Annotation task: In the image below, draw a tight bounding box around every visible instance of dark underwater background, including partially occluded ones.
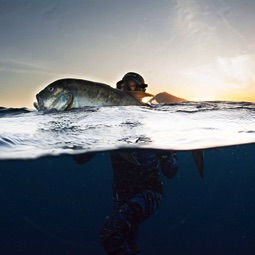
[0,144,255,255]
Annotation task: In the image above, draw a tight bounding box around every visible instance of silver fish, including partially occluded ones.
[34,78,152,111]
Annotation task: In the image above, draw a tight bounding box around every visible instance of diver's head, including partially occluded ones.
[116,72,148,92]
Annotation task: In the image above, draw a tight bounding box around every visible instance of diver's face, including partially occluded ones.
[127,81,137,91]
[118,80,144,91]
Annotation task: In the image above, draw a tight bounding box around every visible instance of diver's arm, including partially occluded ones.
[158,151,179,179]
[72,152,96,165]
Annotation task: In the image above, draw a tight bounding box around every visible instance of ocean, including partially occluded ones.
[0,102,255,254]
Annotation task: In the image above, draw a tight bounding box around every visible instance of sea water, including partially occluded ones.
[1,101,255,159]
[0,102,255,254]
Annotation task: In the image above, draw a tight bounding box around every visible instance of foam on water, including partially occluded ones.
[0,102,255,160]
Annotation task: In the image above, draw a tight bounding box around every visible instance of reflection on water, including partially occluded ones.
[0,102,255,160]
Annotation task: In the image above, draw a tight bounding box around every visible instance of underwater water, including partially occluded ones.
[0,102,255,255]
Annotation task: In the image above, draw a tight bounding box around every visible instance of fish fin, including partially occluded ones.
[33,102,39,110]
[126,91,154,104]
[53,93,73,111]
[192,150,204,179]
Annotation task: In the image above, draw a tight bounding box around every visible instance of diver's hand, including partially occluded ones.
[159,152,179,179]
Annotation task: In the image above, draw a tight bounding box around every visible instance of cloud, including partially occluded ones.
[173,0,219,49]
[179,54,255,95]
[0,57,64,76]
[217,55,255,84]
[216,3,255,50]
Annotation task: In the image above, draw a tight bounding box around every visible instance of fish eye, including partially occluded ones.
[47,87,54,92]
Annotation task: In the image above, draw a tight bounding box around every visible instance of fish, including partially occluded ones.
[34,78,204,178]
[34,78,153,111]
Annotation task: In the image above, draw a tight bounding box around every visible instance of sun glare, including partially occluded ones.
[172,54,255,102]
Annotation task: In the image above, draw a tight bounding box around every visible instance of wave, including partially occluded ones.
[0,101,255,160]
[0,106,33,118]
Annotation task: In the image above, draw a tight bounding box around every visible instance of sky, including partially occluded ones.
[0,0,255,108]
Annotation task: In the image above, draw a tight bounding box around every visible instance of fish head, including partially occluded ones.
[34,83,73,111]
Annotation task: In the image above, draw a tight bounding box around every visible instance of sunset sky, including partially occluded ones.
[0,0,255,108]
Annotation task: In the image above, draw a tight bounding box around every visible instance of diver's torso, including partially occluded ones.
[110,150,163,196]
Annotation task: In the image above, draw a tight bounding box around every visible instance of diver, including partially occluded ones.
[73,72,179,255]
[116,72,148,92]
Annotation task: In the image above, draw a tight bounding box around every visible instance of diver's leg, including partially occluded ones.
[125,191,162,254]
[100,191,161,255]
[126,226,139,255]
[100,214,130,255]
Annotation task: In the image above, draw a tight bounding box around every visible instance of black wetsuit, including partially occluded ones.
[100,150,179,255]
[73,149,178,255]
